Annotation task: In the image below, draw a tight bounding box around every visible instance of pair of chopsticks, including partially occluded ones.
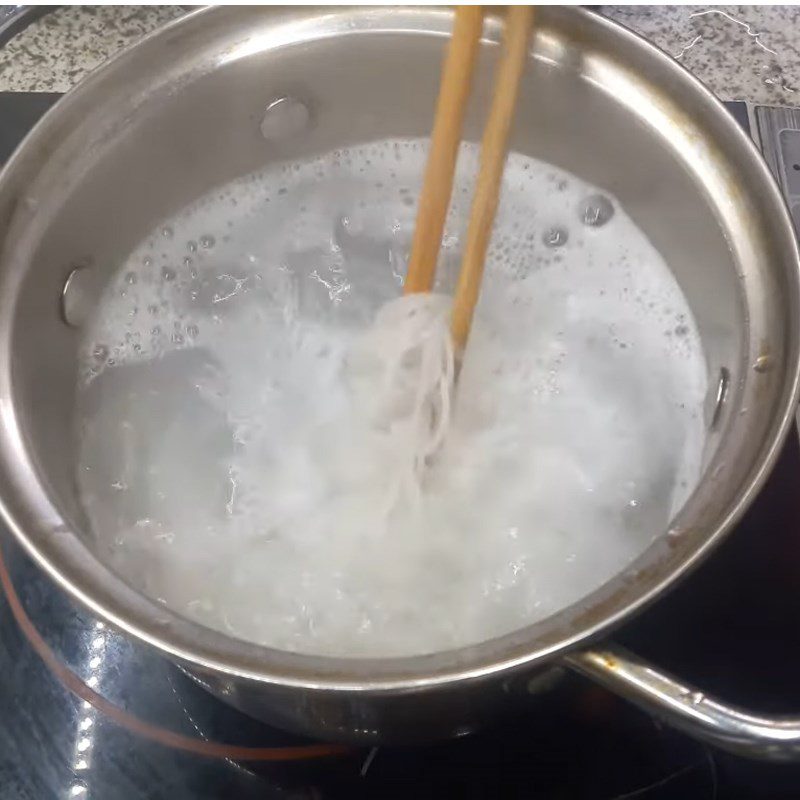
[404,6,535,353]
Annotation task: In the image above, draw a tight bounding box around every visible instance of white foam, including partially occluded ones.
[76,139,708,657]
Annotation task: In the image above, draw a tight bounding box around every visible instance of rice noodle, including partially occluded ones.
[344,293,454,515]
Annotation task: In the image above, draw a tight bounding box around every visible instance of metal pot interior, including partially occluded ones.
[0,6,796,687]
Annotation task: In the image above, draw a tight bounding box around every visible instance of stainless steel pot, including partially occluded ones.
[0,6,799,757]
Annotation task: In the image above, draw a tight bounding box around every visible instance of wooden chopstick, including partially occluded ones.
[404,5,484,295]
[450,6,534,352]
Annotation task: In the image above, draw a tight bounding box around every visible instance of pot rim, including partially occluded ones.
[0,5,797,693]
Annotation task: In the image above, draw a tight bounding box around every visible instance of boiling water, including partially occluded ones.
[76,140,708,657]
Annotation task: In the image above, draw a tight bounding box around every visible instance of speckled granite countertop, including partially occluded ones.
[0,5,188,91]
[0,5,798,107]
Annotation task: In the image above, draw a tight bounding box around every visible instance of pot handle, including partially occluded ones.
[566,645,800,761]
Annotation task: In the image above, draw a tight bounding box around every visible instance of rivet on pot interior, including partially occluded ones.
[260,96,311,142]
[708,367,729,430]
[753,354,773,373]
[61,265,94,328]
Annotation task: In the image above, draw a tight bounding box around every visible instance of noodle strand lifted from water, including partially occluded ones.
[345,293,455,516]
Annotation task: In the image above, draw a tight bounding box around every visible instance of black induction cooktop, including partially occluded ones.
[1,91,800,800]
